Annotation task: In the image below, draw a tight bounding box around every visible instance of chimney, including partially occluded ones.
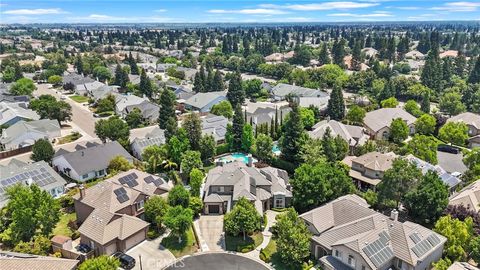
[390,209,399,222]
[247,154,253,167]
[79,185,86,199]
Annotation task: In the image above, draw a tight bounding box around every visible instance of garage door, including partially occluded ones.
[105,242,118,256]
[208,204,220,214]
[125,230,146,251]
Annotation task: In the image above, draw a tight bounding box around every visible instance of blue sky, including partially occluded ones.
[1,1,479,24]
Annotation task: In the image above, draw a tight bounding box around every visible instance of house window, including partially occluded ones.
[97,169,105,176]
[397,259,403,269]
[219,186,225,192]
[275,198,284,208]
[334,250,342,259]
[361,265,366,270]
[137,200,145,210]
[82,174,89,180]
[348,255,355,267]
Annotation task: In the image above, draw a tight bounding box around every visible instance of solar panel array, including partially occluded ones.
[143,175,164,187]
[118,172,139,188]
[114,187,129,203]
[409,232,422,244]
[411,234,442,258]
[137,136,164,148]
[0,166,57,195]
[362,231,394,267]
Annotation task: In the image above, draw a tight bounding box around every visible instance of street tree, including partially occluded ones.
[438,122,469,146]
[163,206,193,243]
[224,197,262,241]
[31,139,55,163]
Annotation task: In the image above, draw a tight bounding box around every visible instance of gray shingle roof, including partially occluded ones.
[201,115,228,142]
[0,119,60,145]
[271,83,328,98]
[0,160,66,208]
[54,141,133,176]
[0,102,40,126]
[447,112,480,130]
[184,91,226,110]
[0,251,78,270]
[364,108,416,133]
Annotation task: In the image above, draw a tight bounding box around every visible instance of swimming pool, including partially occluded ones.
[215,153,257,164]
[272,143,281,155]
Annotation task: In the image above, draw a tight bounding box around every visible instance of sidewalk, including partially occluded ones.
[245,210,279,259]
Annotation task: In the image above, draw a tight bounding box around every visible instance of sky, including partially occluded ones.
[0,0,479,24]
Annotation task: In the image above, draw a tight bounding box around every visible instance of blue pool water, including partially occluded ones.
[272,143,281,155]
[216,153,257,164]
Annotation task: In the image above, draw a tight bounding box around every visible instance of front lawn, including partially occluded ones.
[53,212,76,237]
[161,226,198,258]
[57,132,82,144]
[225,231,263,253]
[70,95,89,103]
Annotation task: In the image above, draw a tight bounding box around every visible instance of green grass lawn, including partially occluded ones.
[70,95,89,103]
[57,132,82,144]
[53,212,76,237]
[225,231,263,253]
[161,227,198,258]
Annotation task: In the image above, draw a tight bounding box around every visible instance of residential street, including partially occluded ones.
[34,84,98,138]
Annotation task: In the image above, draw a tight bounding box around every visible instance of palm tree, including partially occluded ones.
[163,160,178,171]
[142,145,167,174]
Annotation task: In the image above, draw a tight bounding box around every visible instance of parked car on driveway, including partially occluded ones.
[112,252,136,270]
[438,144,461,154]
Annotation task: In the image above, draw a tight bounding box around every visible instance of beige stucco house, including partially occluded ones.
[363,108,417,140]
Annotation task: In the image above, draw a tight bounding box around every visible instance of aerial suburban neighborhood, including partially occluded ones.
[1,1,480,270]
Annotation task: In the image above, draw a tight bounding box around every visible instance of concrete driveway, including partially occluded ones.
[126,237,176,270]
[196,215,225,251]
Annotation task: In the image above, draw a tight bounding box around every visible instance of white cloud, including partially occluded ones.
[282,2,379,11]
[208,8,288,15]
[154,9,167,13]
[396,7,420,10]
[88,14,116,19]
[431,2,480,12]
[328,11,393,17]
[3,8,67,15]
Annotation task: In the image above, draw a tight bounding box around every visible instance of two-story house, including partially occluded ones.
[446,112,480,148]
[202,161,291,215]
[300,195,446,270]
[74,169,171,255]
[343,152,396,190]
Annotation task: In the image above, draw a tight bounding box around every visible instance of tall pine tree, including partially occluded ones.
[327,84,345,120]
[421,46,442,93]
[227,71,245,108]
[231,105,244,151]
[318,42,331,66]
[158,89,176,130]
[139,69,153,98]
[468,57,480,84]
[280,102,305,164]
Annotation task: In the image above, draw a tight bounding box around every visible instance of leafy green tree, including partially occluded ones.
[139,69,153,98]
[439,92,466,116]
[94,116,130,143]
[438,122,469,146]
[128,52,139,75]
[377,158,422,208]
[189,196,203,217]
[381,97,399,108]
[1,184,60,246]
[273,208,311,268]
[168,185,190,208]
[226,71,244,108]
[243,79,263,98]
[182,113,202,150]
[432,258,452,270]
[189,168,204,197]
[211,100,233,119]
[241,124,255,153]
[291,160,354,212]
[421,91,431,113]
[13,235,51,256]
[142,145,168,173]
[144,196,169,230]
[255,134,273,163]
[346,105,366,125]
[30,95,72,123]
[290,45,312,66]
[158,89,177,130]
[95,94,115,113]
[404,171,449,224]
[224,197,262,241]
[299,107,315,130]
[199,135,216,162]
[164,206,193,243]
[415,114,436,135]
[404,100,423,118]
[180,150,203,177]
[167,128,190,164]
[463,148,480,183]
[31,139,55,163]
[2,66,16,83]
[108,156,133,172]
[125,108,143,128]
[231,105,244,151]
[79,256,120,270]
[407,135,439,164]
[47,75,62,86]
[92,66,112,82]
[280,103,306,164]
[389,118,409,143]
[10,78,36,96]
[326,84,345,120]
[434,215,473,261]
[470,236,480,264]
[331,39,346,68]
